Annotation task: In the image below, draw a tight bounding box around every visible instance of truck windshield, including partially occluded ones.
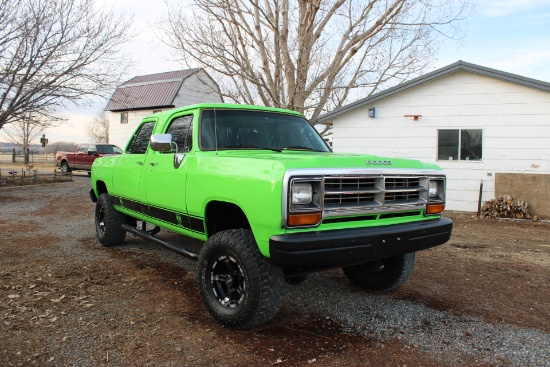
[96,145,123,154]
[200,109,330,152]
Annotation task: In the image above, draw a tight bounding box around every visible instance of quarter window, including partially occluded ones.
[438,129,482,161]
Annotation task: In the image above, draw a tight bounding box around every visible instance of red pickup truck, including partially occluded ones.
[56,143,122,174]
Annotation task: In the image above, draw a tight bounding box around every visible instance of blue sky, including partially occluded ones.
[44,0,550,143]
[435,0,550,81]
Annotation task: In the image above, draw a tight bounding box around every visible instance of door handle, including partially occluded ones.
[150,162,158,166]
[136,162,143,166]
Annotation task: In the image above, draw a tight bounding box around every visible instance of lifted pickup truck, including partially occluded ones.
[90,104,452,328]
[56,143,122,173]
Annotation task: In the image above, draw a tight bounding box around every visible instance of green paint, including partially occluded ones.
[91,103,446,258]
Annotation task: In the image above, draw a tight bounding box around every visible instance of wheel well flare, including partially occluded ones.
[205,201,250,237]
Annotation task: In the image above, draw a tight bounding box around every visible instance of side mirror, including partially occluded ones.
[150,134,173,152]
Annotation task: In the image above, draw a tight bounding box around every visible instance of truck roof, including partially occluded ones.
[147,103,305,120]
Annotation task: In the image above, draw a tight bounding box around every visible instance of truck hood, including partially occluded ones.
[211,150,441,171]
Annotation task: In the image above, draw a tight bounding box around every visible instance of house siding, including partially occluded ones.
[107,70,223,148]
[173,71,223,106]
[331,71,550,213]
[108,110,152,149]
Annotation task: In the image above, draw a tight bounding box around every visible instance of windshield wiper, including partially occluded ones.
[282,146,323,152]
[224,145,282,152]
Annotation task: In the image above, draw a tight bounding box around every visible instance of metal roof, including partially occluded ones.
[120,69,199,86]
[105,69,201,111]
[316,60,550,124]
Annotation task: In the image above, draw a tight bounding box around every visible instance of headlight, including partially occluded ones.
[429,181,439,198]
[292,183,313,204]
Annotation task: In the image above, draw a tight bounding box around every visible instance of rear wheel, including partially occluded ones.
[342,253,416,292]
[95,193,126,246]
[197,229,284,329]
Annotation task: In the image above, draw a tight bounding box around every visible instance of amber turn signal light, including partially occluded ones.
[288,213,322,226]
[426,203,445,214]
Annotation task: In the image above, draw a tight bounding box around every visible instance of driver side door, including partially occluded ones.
[141,114,198,231]
[110,120,156,211]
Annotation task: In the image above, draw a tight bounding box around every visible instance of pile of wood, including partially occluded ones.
[481,195,531,219]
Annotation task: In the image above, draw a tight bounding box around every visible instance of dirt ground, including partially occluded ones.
[0,180,548,366]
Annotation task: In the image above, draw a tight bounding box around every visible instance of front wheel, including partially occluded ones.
[61,161,71,173]
[342,252,416,292]
[197,229,284,329]
[95,193,126,246]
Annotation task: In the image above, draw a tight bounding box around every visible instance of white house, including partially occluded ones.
[317,61,550,217]
[105,69,223,147]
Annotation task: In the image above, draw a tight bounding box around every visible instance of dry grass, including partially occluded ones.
[0,160,75,186]
[0,170,72,186]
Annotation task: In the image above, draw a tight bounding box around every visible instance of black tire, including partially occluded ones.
[95,193,126,246]
[197,229,284,329]
[342,252,416,292]
[61,161,71,173]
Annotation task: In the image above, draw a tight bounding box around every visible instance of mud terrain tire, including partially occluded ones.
[95,193,126,246]
[197,229,284,329]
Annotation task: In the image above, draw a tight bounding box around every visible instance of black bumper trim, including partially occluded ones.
[269,217,453,269]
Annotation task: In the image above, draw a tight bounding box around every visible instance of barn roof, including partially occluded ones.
[316,60,550,124]
[105,69,201,111]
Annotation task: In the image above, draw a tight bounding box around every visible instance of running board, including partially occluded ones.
[122,224,199,261]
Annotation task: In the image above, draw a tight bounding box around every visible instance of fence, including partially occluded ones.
[0,168,72,186]
[0,152,56,164]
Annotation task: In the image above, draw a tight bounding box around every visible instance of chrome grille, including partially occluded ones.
[323,175,427,211]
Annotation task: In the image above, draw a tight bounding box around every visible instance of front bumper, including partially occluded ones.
[269,217,453,269]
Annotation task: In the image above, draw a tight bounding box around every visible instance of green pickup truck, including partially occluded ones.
[90,103,453,328]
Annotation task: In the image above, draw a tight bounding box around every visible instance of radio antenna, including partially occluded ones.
[214,103,218,156]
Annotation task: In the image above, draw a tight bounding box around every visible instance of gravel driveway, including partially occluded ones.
[1,181,549,366]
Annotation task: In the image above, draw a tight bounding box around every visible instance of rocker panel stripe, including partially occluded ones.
[110,195,205,234]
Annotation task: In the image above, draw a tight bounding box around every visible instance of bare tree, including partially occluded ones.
[0,0,134,131]
[0,113,52,163]
[86,111,110,143]
[44,141,78,154]
[160,0,472,123]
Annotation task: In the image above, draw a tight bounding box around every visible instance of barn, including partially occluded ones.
[105,69,223,148]
[317,61,550,217]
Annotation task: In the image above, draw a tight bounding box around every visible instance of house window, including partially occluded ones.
[121,112,128,124]
[438,129,482,161]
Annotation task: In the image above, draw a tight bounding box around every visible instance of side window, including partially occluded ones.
[127,121,155,154]
[77,145,88,153]
[166,115,193,153]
